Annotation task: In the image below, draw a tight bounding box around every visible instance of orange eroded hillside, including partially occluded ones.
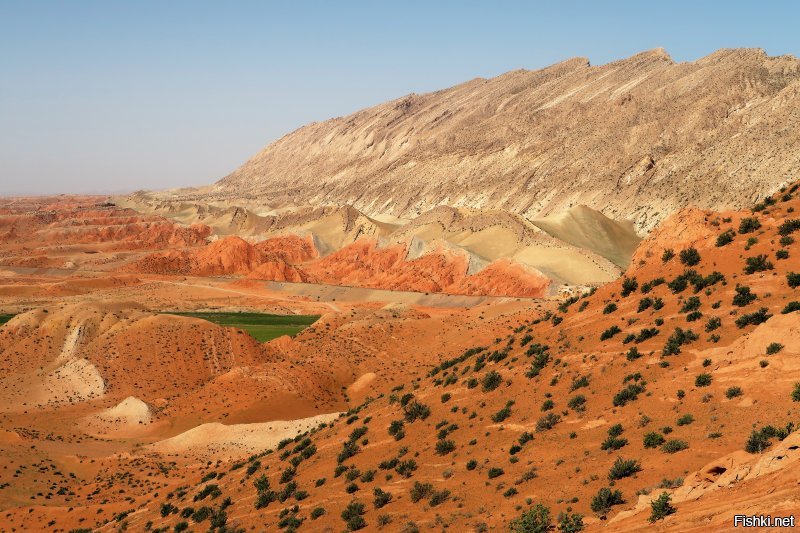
[2,183,798,531]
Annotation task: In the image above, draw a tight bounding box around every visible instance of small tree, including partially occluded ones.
[649,491,676,522]
[510,504,551,533]
[679,247,701,266]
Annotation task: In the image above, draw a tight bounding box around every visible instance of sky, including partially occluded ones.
[1,1,798,195]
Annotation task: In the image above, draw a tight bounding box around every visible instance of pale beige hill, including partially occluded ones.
[207,48,800,232]
[390,205,623,284]
[531,204,641,267]
[146,413,340,459]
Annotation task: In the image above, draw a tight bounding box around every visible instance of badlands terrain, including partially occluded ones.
[0,48,799,532]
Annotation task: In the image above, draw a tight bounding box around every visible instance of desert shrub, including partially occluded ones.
[373,488,392,509]
[626,347,641,361]
[686,311,702,322]
[590,487,624,516]
[725,386,743,399]
[429,489,450,506]
[735,308,772,328]
[567,395,586,412]
[745,430,770,453]
[766,342,784,355]
[695,373,712,387]
[732,286,757,307]
[635,328,659,343]
[341,501,367,531]
[536,413,561,431]
[637,297,653,312]
[435,439,456,455]
[570,375,590,391]
[662,327,699,355]
[661,249,675,262]
[792,383,800,402]
[676,414,694,426]
[621,277,638,297]
[466,459,477,471]
[788,272,800,288]
[492,400,514,422]
[716,229,735,246]
[679,247,701,266]
[705,317,721,332]
[601,435,628,451]
[778,219,800,236]
[403,400,431,423]
[738,217,761,234]
[653,296,665,309]
[782,301,800,314]
[557,512,585,533]
[510,504,551,533]
[487,467,505,479]
[777,249,789,260]
[394,459,417,478]
[310,507,325,519]
[600,325,622,341]
[649,492,676,522]
[481,371,503,392]
[643,432,666,449]
[541,399,554,411]
[603,303,618,314]
[743,255,773,274]
[409,482,433,503]
[680,296,701,313]
[613,383,646,407]
[661,440,689,453]
[608,457,641,480]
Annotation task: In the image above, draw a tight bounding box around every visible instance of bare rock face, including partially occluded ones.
[211,48,800,233]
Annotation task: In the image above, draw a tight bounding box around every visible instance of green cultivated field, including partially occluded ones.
[0,314,14,325]
[166,311,320,342]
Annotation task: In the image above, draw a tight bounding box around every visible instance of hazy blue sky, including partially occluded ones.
[1,1,798,195]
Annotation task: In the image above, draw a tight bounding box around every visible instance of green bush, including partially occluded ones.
[661,440,689,453]
[310,507,325,519]
[590,487,624,516]
[679,247,701,266]
[487,467,505,479]
[603,303,618,314]
[680,296,701,313]
[732,286,757,307]
[409,482,433,503]
[766,342,784,355]
[792,383,800,402]
[695,373,712,387]
[743,255,773,274]
[716,229,735,246]
[557,512,585,533]
[705,317,721,332]
[481,371,503,392]
[608,457,641,480]
[510,504,551,533]
[621,277,638,297]
[788,272,800,288]
[435,439,456,455]
[649,492,676,522]
[662,249,675,262]
[567,395,586,412]
[643,432,666,448]
[738,217,761,234]
[783,301,800,314]
[341,500,367,531]
[613,382,646,407]
[725,386,743,399]
[536,413,561,431]
[600,325,622,341]
[676,414,694,426]
[735,308,772,328]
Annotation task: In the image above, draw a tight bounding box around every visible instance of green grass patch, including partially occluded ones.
[165,312,319,342]
[0,314,14,326]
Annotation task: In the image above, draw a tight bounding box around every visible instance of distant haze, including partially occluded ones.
[1,0,798,195]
